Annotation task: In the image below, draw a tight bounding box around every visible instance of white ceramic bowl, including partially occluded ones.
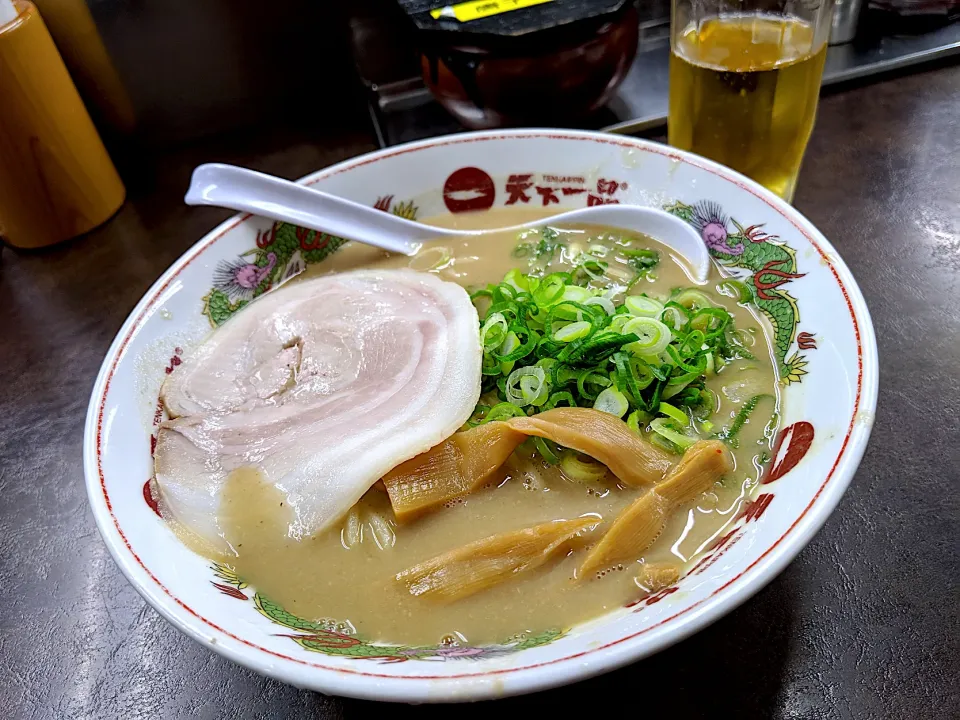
[84,130,878,702]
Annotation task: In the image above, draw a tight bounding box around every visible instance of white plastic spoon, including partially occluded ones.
[185,163,711,283]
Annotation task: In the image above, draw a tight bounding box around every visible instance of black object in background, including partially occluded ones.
[396,0,640,128]
[82,0,365,149]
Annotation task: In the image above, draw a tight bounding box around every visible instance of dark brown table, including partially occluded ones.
[2,64,958,719]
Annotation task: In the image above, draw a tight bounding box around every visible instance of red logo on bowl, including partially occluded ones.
[443,167,495,213]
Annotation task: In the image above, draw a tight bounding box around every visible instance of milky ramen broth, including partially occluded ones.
[209,209,781,646]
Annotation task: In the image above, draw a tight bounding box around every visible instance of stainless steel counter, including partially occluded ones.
[371,16,960,145]
[606,17,960,135]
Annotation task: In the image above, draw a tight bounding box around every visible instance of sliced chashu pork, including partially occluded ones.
[154,269,481,550]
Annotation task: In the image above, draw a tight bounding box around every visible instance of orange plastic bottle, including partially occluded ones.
[0,0,125,248]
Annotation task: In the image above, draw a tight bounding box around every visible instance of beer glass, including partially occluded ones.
[668,0,835,202]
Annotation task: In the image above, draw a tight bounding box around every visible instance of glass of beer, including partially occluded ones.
[668,0,834,202]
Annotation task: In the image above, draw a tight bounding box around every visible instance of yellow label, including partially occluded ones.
[430,0,553,23]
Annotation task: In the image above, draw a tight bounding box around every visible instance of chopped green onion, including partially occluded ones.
[410,246,452,271]
[576,368,611,400]
[718,394,774,446]
[661,381,690,400]
[649,363,671,381]
[471,265,748,431]
[560,451,608,483]
[513,227,562,266]
[506,366,547,407]
[544,391,576,410]
[504,268,532,292]
[660,303,691,331]
[625,295,665,317]
[622,248,659,261]
[627,410,646,435]
[477,402,527,424]
[554,321,592,343]
[560,331,638,365]
[623,317,672,356]
[659,401,689,427]
[470,287,493,304]
[612,352,655,407]
[679,330,706,357]
[719,279,752,303]
[493,325,537,362]
[665,345,708,376]
[481,312,508,349]
[622,248,660,283]
[650,417,697,450]
[691,308,730,337]
[610,314,631,332]
[673,288,715,310]
[546,300,602,332]
[584,296,616,315]
[574,258,608,283]
[593,387,630,417]
[682,388,716,420]
[550,362,578,388]
[560,284,590,304]
[467,404,491,426]
[533,273,569,308]
[733,328,755,346]
[497,330,519,358]
[533,436,561,464]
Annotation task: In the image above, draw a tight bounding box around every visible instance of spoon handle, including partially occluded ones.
[184,163,432,256]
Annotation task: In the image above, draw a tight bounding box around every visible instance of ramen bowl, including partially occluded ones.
[84,130,878,702]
